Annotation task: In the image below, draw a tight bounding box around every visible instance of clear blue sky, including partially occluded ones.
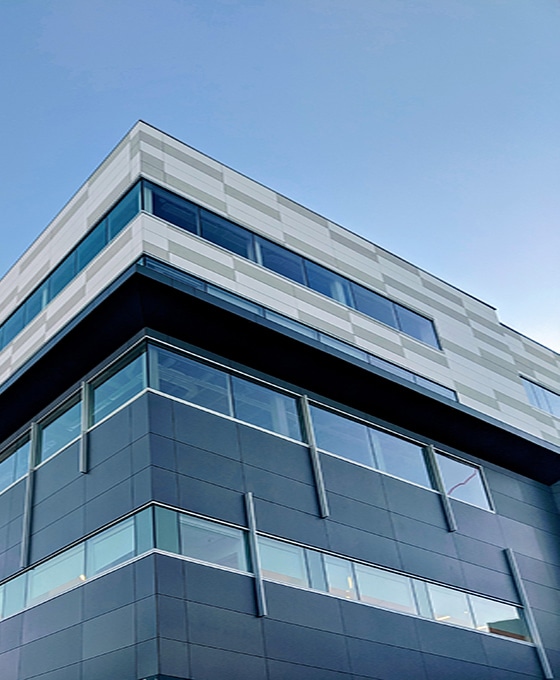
[1,0,559,350]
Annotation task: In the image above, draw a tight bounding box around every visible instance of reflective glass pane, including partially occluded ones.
[200,211,254,259]
[27,544,85,606]
[3,574,26,617]
[428,584,474,628]
[76,222,108,271]
[150,184,199,234]
[0,584,4,620]
[522,378,546,410]
[86,518,135,576]
[305,549,327,591]
[207,286,263,315]
[415,376,457,401]
[265,310,317,339]
[92,351,146,424]
[319,333,369,361]
[369,429,432,488]
[256,238,306,285]
[107,183,141,239]
[0,438,29,493]
[231,377,302,440]
[3,306,25,345]
[435,453,490,510]
[135,508,154,555]
[304,261,354,306]
[39,398,81,463]
[470,595,531,641]
[546,390,560,418]
[24,283,48,324]
[155,506,179,553]
[48,252,77,300]
[309,406,374,468]
[352,284,398,329]
[395,305,439,348]
[324,555,357,600]
[368,355,413,381]
[355,564,416,614]
[259,538,308,586]
[151,346,231,415]
[179,514,249,571]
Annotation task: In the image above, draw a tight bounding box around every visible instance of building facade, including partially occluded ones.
[0,121,559,679]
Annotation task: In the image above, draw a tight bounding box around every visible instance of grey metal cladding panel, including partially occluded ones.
[140,150,165,172]
[243,465,317,515]
[472,327,512,354]
[265,581,344,634]
[253,497,330,550]
[161,140,224,181]
[381,475,445,526]
[377,248,421,275]
[398,542,466,588]
[420,276,466,307]
[168,241,236,281]
[177,474,246,525]
[401,337,450,365]
[175,442,245,492]
[276,193,330,227]
[19,623,82,678]
[183,560,257,614]
[326,520,402,571]
[321,455,389,508]
[187,601,264,656]
[330,229,380,261]
[492,491,560,535]
[416,615,487,664]
[224,184,281,221]
[346,635,428,679]
[383,275,468,323]
[82,646,136,680]
[263,618,351,672]
[391,512,459,557]
[164,173,227,213]
[452,383,501,409]
[189,643,267,680]
[327,492,395,539]
[338,597,421,648]
[83,563,136,621]
[481,634,543,676]
[157,593,187,642]
[22,587,83,644]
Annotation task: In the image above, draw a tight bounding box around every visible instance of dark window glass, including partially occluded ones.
[2,306,25,346]
[91,351,146,424]
[256,237,306,285]
[24,283,48,324]
[107,183,141,239]
[395,305,439,348]
[48,252,77,300]
[38,398,81,463]
[200,211,254,259]
[435,453,490,509]
[369,429,432,488]
[150,346,231,416]
[352,284,398,329]
[231,376,302,440]
[304,260,354,306]
[150,184,199,234]
[309,406,374,468]
[76,221,108,271]
[179,514,249,571]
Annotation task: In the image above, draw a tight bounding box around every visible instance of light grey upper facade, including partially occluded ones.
[1,120,559,449]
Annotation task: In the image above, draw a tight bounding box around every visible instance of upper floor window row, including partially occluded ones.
[521,377,560,419]
[0,179,439,356]
[0,183,141,352]
[0,338,489,512]
[144,181,440,348]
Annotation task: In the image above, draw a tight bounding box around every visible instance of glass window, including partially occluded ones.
[305,549,328,591]
[107,183,141,239]
[355,564,417,614]
[435,453,490,510]
[395,305,440,348]
[2,305,25,346]
[546,390,560,418]
[368,355,413,381]
[415,376,457,401]
[324,555,357,600]
[470,595,530,641]
[149,183,199,234]
[24,283,48,324]
[3,574,26,618]
[304,261,354,307]
[207,286,263,316]
[231,377,302,440]
[265,310,317,339]
[134,508,154,555]
[0,437,29,493]
[427,583,474,628]
[352,284,398,329]
[86,518,135,576]
[155,506,180,553]
[150,346,231,415]
[318,333,369,361]
[76,221,108,271]
[309,406,374,468]
[179,514,249,571]
[369,429,433,488]
[27,544,85,606]
[200,210,254,259]
[38,398,81,464]
[91,350,146,424]
[48,252,77,300]
[259,537,308,587]
[256,237,306,285]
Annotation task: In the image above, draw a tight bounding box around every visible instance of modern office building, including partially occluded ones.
[0,121,559,680]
